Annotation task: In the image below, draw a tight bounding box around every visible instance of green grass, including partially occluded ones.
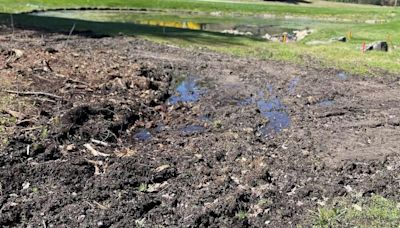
[313,195,400,227]
[0,0,397,21]
[1,0,400,74]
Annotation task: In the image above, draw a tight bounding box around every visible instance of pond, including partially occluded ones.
[30,10,348,39]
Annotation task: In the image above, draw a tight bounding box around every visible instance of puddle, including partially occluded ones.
[256,93,291,135]
[238,97,253,106]
[266,84,274,94]
[133,129,152,141]
[239,89,291,135]
[318,99,335,106]
[180,125,205,136]
[155,123,165,133]
[259,111,291,135]
[337,72,348,80]
[199,114,212,122]
[288,77,300,95]
[168,77,204,104]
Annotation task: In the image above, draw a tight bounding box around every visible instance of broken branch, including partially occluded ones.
[90,139,109,147]
[4,90,63,100]
[83,143,110,157]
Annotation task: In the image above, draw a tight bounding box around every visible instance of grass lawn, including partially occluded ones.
[312,195,400,227]
[1,0,400,74]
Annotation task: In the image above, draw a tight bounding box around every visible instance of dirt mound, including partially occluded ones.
[1,29,400,227]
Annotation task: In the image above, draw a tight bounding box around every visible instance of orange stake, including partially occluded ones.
[362,41,366,53]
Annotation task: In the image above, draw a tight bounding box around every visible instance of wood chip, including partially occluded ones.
[83,143,110,157]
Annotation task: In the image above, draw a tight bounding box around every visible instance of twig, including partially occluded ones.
[83,143,110,157]
[26,145,30,156]
[65,78,89,86]
[65,23,76,47]
[4,90,63,100]
[32,97,57,104]
[20,126,42,132]
[10,14,14,35]
[2,109,23,119]
[93,201,109,210]
[90,139,109,147]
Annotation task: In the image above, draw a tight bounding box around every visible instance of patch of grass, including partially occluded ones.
[312,195,400,227]
[236,210,248,220]
[138,183,148,192]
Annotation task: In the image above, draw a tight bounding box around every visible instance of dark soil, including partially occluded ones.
[1,27,400,227]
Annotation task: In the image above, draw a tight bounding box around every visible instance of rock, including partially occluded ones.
[331,36,346,42]
[262,33,272,40]
[293,29,314,41]
[12,49,24,59]
[366,41,388,52]
[221,29,253,36]
[45,47,58,54]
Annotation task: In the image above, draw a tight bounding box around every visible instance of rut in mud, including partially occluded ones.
[1,28,400,227]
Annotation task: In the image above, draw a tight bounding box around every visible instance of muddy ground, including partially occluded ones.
[1,26,400,227]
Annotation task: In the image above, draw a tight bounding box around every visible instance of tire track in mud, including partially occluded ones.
[1,29,400,227]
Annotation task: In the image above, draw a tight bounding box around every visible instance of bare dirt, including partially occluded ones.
[1,27,400,227]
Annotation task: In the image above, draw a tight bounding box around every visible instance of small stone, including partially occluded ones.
[344,185,353,193]
[22,182,30,190]
[66,144,76,151]
[77,215,86,223]
[12,49,24,58]
[352,204,362,211]
[296,201,304,206]
[301,150,310,155]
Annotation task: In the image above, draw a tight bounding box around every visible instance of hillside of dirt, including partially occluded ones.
[1,27,400,227]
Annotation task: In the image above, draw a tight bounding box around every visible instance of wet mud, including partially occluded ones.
[1,28,400,227]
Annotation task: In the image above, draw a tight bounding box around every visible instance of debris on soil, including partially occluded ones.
[1,27,400,227]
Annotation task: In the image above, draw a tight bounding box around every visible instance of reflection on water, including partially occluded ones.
[337,72,348,80]
[168,76,204,104]
[239,89,291,136]
[31,10,329,38]
[134,129,152,141]
[256,91,291,135]
[138,20,203,30]
[180,125,205,136]
[288,77,300,95]
[318,98,335,106]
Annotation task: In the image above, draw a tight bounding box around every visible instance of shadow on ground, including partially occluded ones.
[0,13,255,46]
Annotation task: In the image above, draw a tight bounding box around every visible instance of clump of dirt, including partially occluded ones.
[1,27,400,227]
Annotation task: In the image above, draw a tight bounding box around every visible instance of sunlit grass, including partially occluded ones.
[1,0,400,74]
[0,0,398,21]
[312,195,400,227]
